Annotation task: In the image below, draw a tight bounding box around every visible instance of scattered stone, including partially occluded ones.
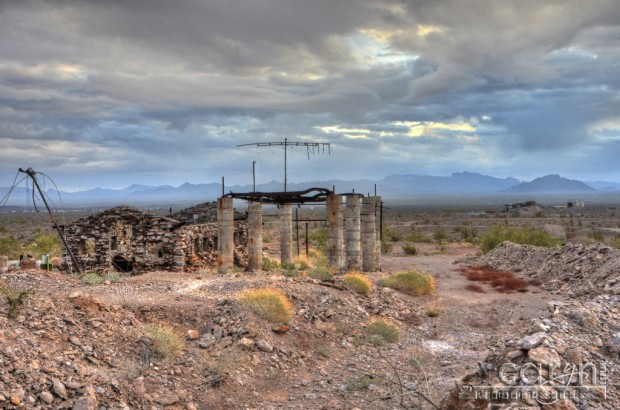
[186,329,200,340]
[198,334,217,349]
[52,378,68,399]
[518,332,547,350]
[272,324,290,334]
[255,340,273,353]
[237,337,255,349]
[39,391,54,404]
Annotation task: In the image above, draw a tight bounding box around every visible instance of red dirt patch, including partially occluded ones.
[459,265,529,294]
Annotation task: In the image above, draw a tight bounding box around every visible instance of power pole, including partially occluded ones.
[237,138,331,192]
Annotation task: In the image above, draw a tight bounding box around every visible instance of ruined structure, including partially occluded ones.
[63,204,247,272]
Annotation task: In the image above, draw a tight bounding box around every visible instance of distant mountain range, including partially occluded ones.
[0,172,616,207]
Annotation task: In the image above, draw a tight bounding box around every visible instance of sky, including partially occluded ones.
[1,0,620,191]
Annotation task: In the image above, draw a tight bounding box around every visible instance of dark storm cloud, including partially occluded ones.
[0,0,619,189]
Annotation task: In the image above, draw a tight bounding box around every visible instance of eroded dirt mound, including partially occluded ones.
[442,294,620,409]
[476,241,620,297]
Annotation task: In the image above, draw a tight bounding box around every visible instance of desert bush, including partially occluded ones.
[402,243,417,255]
[309,266,333,281]
[366,318,400,343]
[280,262,296,271]
[294,255,310,270]
[455,225,478,242]
[611,235,620,249]
[406,230,431,243]
[281,269,299,278]
[588,230,604,242]
[342,273,372,295]
[143,323,184,359]
[433,229,449,243]
[310,229,327,252]
[480,224,563,253]
[381,241,393,254]
[262,256,280,271]
[383,225,403,242]
[80,271,120,285]
[377,270,435,296]
[345,375,372,391]
[426,309,440,317]
[0,280,35,319]
[0,235,22,259]
[316,346,331,358]
[237,287,294,323]
[26,231,61,258]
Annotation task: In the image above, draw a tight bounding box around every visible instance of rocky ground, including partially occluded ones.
[1,241,618,409]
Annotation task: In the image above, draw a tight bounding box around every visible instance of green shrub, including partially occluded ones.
[433,229,449,243]
[310,229,327,252]
[366,318,400,343]
[406,231,431,243]
[282,269,299,278]
[611,235,620,249]
[426,309,440,317]
[309,267,333,281]
[80,271,120,285]
[402,243,417,255]
[346,375,372,391]
[342,273,372,295]
[262,256,280,271]
[237,287,294,323]
[316,346,331,358]
[26,232,61,258]
[382,225,403,242]
[480,224,563,253]
[377,270,435,296]
[0,280,35,319]
[0,235,22,259]
[144,323,184,359]
[588,230,604,242]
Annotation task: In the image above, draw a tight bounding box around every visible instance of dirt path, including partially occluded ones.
[379,253,563,399]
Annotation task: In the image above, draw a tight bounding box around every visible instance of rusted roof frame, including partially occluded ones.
[224,187,333,204]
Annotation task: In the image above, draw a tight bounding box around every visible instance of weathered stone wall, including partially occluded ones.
[64,205,247,272]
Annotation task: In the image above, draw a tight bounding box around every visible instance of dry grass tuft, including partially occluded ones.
[377,270,435,296]
[342,273,373,295]
[143,323,184,359]
[237,287,294,324]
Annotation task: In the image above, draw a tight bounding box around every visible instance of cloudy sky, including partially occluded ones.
[1,0,619,191]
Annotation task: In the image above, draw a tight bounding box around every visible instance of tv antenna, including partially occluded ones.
[18,167,81,274]
[237,138,331,192]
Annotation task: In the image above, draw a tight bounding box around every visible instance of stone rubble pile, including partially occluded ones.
[476,241,620,297]
[442,295,620,409]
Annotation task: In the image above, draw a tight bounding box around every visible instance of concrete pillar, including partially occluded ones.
[361,196,378,272]
[374,196,382,270]
[217,197,234,274]
[247,201,263,271]
[279,203,293,265]
[327,194,344,272]
[345,195,361,271]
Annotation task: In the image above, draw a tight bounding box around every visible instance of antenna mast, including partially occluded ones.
[18,167,81,274]
[237,138,331,191]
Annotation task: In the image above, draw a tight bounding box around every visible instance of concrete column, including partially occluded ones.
[279,203,293,265]
[327,194,344,272]
[361,196,377,272]
[345,195,361,271]
[373,196,382,270]
[217,197,234,274]
[247,201,263,271]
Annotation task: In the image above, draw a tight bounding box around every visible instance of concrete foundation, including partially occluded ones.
[217,197,234,274]
[361,196,378,272]
[279,204,293,265]
[327,194,344,271]
[345,195,361,270]
[247,201,263,271]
